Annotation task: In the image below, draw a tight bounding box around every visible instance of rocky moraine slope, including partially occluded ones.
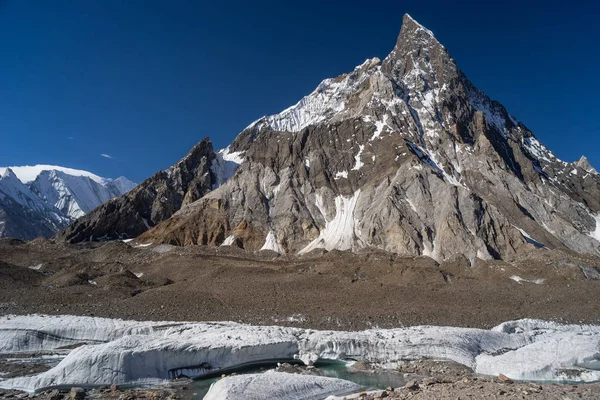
[58,14,600,262]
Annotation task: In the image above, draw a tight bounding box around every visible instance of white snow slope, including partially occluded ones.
[0,170,63,220]
[0,169,68,231]
[0,165,106,184]
[0,315,599,394]
[260,230,285,254]
[29,170,136,219]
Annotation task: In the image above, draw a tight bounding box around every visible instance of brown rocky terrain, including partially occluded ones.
[1,238,600,398]
[1,238,599,330]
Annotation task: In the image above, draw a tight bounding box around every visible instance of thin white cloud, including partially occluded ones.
[68,136,74,140]
[100,153,112,159]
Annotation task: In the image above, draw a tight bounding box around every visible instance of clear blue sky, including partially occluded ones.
[1,0,598,182]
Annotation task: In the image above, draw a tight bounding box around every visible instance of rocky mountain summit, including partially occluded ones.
[0,165,135,240]
[60,14,600,262]
[57,138,218,242]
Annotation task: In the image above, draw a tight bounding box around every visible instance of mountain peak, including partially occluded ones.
[575,155,597,174]
[393,14,439,51]
[381,12,455,98]
[1,167,16,180]
[59,17,600,263]
[401,14,435,37]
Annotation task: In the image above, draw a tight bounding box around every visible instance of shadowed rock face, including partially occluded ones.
[63,15,600,262]
[56,138,216,242]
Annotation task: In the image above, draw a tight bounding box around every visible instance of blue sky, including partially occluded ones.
[1,0,599,182]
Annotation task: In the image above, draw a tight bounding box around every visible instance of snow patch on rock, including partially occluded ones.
[351,145,365,171]
[371,115,391,141]
[211,146,245,189]
[300,190,363,254]
[334,171,348,180]
[523,136,560,165]
[588,214,600,243]
[509,276,545,285]
[260,231,285,254]
[514,226,545,249]
[221,235,236,246]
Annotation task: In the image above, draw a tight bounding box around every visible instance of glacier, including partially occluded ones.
[0,315,599,394]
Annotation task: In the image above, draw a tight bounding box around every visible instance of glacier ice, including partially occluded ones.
[0,315,599,393]
[0,315,160,355]
[203,371,362,400]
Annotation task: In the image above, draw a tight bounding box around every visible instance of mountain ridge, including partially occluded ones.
[0,165,135,240]
[56,138,215,242]
[59,14,600,262]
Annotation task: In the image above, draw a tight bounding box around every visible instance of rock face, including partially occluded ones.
[0,166,135,240]
[57,138,217,242]
[67,15,600,261]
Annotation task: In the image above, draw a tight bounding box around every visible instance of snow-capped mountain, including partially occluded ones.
[29,170,135,219]
[0,168,68,239]
[59,15,600,262]
[0,165,135,240]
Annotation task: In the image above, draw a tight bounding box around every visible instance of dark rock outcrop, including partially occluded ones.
[56,138,216,242]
